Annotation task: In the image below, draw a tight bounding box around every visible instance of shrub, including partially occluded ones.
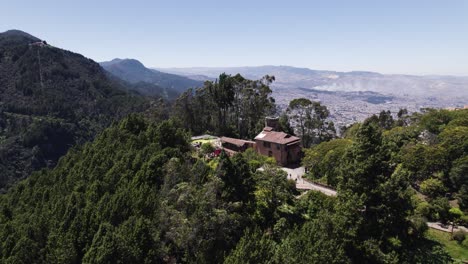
[463,237,468,248]
[430,197,451,223]
[420,178,447,198]
[461,215,468,226]
[453,231,466,244]
[200,142,215,155]
[415,201,431,218]
[410,216,428,237]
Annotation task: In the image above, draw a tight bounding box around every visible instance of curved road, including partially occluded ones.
[281,167,337,196]
[281,166,468,233]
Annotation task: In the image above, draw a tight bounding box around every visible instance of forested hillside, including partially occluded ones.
[0,113,455,263]
[105,72,180,100]
[100,58,203,94]
[304,109,468,216]
[303,109,468,261]
[0,115,293,263]
[0,30,149,191]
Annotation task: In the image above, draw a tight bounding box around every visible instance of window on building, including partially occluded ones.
[263,141,271,148]
[276,144,281,150]
[268,151,273,157]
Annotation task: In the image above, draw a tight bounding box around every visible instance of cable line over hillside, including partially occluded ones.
[36,47,44,89]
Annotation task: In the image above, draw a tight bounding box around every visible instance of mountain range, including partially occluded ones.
[100,58,203,95]
[156,66,468,101]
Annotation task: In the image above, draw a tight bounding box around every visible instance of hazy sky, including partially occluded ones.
[1,0,467,75]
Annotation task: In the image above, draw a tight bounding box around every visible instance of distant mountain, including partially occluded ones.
[100,58,204,94]
[106,72,180,100]
[157,66,468,100]
[0,30,148,191]
[0,29,41,42]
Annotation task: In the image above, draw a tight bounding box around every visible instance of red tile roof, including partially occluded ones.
[220,137,255,147]
[254,129,300,145]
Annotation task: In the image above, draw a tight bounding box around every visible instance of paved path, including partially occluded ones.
[191,134,218,140]
[281,167,337,196]
[427,222,468,233]
[279,167,468,232]
[278,167,468,231]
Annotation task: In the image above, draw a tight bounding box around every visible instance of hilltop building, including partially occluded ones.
[254,125,302,166]
[219,117,302,166]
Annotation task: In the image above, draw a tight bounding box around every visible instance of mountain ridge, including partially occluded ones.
[0,29,41,42]
[100,58,203,94]
[0,30,149,190]
[155,65,468,99]
[156,65,468,78]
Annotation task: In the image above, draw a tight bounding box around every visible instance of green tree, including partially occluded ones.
[253,166,297,228]
[288,98,330,147]
[420,178,448,198]
[288,98,312,146]
[401,144,448,182]
[378,110,394,129]
[448,208,464,237]
[419,109,453,134]
[431,197,451,223]
[396,108,410,126]
[302,139,352,187]
[174,74,275,138]
[224,229,276,264]
[278,112,294,135]
[82,223,119,264]
[216,152,255,205]
[208,73,235,135]
[337,120,414,261]
[438,126,468,161]
[275,212,352,264]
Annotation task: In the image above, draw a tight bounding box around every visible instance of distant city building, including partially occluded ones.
[29,40,48,47]
[445,106,468,111]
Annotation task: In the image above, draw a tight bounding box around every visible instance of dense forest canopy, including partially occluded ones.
[0,115,295,263]
[2,109,465,263]
[304,108,468,230]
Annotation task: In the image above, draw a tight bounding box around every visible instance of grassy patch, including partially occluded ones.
[192,139,217,145]
[303,174,331,187]
[426,228,468,262]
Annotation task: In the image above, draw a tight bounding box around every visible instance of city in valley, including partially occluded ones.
[157,65,468,129]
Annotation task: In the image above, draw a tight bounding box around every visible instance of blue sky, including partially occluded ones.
[1,0,467,75]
